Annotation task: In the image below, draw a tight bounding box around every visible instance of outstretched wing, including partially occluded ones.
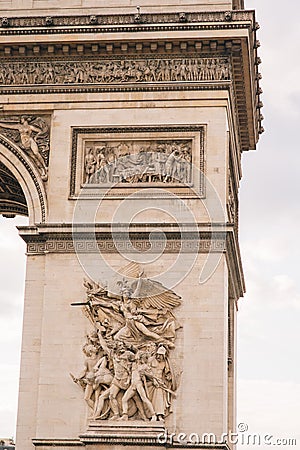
[84,278,108,297]
[30,116,49,136]
[30,116,50,162]
[132,277,181,311]
[117,261,141,279]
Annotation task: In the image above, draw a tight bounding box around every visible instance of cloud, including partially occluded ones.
[0,216,27,438]
[0,217,27,318]
[0,363,20,438]
[238,379,300,449]
[247,0,300,118]
[240,239,300,312]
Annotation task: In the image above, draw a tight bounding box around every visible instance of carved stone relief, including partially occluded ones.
[71,126,205,198]
[84,139,192,185]
[0,57,230,86]
[227,176,238,224]
[0,115,50,181]
[71,264,181,422]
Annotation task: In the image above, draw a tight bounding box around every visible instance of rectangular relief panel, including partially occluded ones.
[70,126,205,199]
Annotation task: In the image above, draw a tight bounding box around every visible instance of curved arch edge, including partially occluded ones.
[0,138,48,224]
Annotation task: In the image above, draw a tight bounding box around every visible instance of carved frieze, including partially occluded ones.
[71,126,205,198]
[0,115,50,181]
[84,139,192,185]
[71,264,181,422]
[227,169,239,227]
[0,57,230,87]
[227,177,235,223]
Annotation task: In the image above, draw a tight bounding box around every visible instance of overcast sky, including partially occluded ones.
[237,0,300,448]
[0,0,300,448]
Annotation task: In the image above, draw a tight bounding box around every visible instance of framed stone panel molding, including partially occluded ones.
[70,125,205,199]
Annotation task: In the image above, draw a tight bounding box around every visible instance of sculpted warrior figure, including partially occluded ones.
[71,263,181,421]
[93,355,113,391]
[71,340,113,413]
[0,116,48,180]
[148,345,176,420]
[120,352,156,421]
[93,332,135,420]
[71,344,102,410]
[164,146,180,182]
[95,149,110,183]
[84,148,97,183]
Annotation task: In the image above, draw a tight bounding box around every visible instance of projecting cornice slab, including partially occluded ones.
[0,10,263,150]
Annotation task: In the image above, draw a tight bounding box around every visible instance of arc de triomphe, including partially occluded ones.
[0,1,263,449]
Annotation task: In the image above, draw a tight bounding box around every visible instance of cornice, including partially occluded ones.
[0,84,230,95]
[21,231,227,256]
[18,223,227,252]
[0,11,255,34]
[0,23,251,37]
[18,222,244,297]
[0,10,263,150]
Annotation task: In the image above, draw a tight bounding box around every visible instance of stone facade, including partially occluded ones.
[1,0,243,16]
[0,0,261,449]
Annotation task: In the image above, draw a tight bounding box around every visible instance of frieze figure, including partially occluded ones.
[0,115,50,181]
[71,264,181,422]
[84,148,97,183]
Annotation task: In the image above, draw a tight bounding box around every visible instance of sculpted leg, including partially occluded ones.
[94,388,110,419]
[84,384,95,409]
[136,384,156,419]
[121,386,135,419]
[109,384,121,419]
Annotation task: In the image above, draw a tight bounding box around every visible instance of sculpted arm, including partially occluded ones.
[0,122,20,131]
[131,271,144,298]
[96,329,110,356]
[29,124,42,134]
[76,360,89,380]
[90,296,120,312]
[94,355,107,371]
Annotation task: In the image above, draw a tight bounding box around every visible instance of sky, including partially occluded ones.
[237,0,300,448]
[0,0,300,448]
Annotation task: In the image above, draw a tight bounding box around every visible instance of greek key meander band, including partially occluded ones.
[26,239,226,255]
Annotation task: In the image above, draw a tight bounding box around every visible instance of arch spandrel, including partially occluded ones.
[0,140,47,225]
